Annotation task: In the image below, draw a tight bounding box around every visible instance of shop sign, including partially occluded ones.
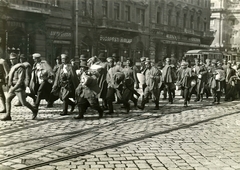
[100,35,132,44]
[50,31,71,39]
[166,34,178,40]
[189,38,201,43]
[53,40,71,44]
[7,21,25,29]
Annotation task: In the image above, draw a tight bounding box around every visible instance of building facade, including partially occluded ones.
[210,0,240,61]
[0,0,214,66]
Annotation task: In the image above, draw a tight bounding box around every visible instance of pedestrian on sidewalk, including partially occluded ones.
[1,53,38,121]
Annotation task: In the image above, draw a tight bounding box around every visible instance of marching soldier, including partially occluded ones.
[0,53,9,113]
[161,58,176,104]
[52,54,79,115]
[1,53,38,121]
[138,59,161,110]
[74,61,103,119]
[29,53,55,108]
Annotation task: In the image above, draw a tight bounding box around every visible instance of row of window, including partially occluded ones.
[183,0,209,8]
[156,9,206,31]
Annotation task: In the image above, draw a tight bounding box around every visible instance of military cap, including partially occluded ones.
[107,57,114,62]
[32,53,41,59]
[61,54,68,59]
[227,60,232,64]
[70,59,75,62]
[194,58,200,61]
[181,61,188,66]
[9,53,17,60]
[80,54,88,61]
[55,56,60,60]
[165,58,171,62]
[140,57,146,62]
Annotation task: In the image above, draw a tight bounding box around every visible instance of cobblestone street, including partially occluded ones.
[0,94,240,170]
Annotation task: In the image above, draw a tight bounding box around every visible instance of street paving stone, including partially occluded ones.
[0,94,240,169]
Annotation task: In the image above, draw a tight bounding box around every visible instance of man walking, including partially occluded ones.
[0,53,9,112]
[1,53,38,121]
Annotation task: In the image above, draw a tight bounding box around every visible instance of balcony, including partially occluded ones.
[5,0,50,15]
[96,18,141,32]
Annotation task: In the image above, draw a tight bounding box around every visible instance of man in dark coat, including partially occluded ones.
[1,53,38,121]
[53,56,61,74]
[225,61,236,101]
[138,60,161,110]
[0,53,9,113]
[176,61,193,106]
[52,54,79,115]
[74,61,103,119]
[29,53,55,108]
[160,58,176,104]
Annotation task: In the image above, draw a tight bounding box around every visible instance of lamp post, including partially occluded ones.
[75,0,79,57]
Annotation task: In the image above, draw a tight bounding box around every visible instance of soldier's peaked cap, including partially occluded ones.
[32,53,41,59]
[10,53,17,60]
[61,54,68,59]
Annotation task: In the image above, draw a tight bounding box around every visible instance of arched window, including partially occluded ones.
[197,16,200,30]
[176,11,180,27]
[157,7,162,24]
[183,13,187,28]
[190,15,194,29]
[168,9,172,26]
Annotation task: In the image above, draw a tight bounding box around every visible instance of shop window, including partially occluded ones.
[50,0,59,7]
[114,3,120,20]
[125,5,130,22]
[82,0,87,16]
[102,0,108,17]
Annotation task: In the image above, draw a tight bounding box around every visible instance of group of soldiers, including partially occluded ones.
[0,51,239,121]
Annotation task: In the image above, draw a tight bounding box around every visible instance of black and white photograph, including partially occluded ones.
[0,0,240,169]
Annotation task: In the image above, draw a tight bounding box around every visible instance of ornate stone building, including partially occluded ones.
[210,0,240,61]
[0,0,214,65]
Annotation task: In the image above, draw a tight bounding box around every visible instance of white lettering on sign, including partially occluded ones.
[50,31,71,38]
[189,38,201,43]
[166,34,178,40]
[100,35,132,43]
[7,21,25,29]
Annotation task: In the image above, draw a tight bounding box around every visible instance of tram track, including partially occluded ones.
[16,109,240,170]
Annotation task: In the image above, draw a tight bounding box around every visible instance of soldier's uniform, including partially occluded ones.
[52,54,79,115]
[0,56,9,113]
[1,53,38,121]
[74,61,103,119]
[29,53,55,108]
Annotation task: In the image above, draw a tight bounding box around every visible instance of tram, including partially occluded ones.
[184,49,224,63]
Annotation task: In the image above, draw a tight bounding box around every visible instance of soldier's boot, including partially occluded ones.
[106,101,114,114]
[60,100,68,116]
[14,100,22,107]
[200,94,203,102]
[1,100,11,121]
[0,97,6,113]
[154,101,159,110]
[74,105,84,119]
[138,98,147,110]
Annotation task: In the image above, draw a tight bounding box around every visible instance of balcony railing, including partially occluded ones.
[5,0,51,14]
[96,18,141,32]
